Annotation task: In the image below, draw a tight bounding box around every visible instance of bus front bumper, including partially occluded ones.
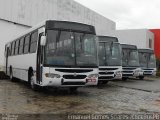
[41,77,98,87]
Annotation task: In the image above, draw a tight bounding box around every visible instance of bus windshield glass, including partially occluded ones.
[139,52,147,67]
[99,42,122,66]
[139,52,156,68]
[44,30,98,67]
[148,54,156,68]
[122,49,140,67]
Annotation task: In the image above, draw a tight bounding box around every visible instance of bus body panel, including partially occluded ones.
[7,53,37,81]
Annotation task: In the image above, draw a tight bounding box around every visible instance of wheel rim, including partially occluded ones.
[30,77,34,89]
[10,72,13,79]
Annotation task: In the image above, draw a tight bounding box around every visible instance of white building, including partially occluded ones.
[0,0,116,70]
[113,29,154,49]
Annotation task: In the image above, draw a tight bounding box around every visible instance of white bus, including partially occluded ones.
[98,36,122,84]
[121,44,143,80]
[138,49,157,79]
[4,20,99,91]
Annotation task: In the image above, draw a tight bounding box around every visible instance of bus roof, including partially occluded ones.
[121,44,137,50]
[138,49,154,54]
[46,20,96,34]
[6,20,96,45]
[97,36,118,43]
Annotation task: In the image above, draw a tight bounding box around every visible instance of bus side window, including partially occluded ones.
[19,37,24,54]
[15,40,20,55]
[9,44,12,56]
[30,31,38,53]
[11,42,15,56]
[24,34,30,54]
[4,45,7,57]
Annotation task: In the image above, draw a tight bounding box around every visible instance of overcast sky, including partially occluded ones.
[74,0,160,30]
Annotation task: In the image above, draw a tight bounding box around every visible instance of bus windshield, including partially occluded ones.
[44,30,98,67]
[148,54,156,68]
[139,52,156,68]
[122,49,140,67]
[99,42,122,66]
[139,52,147,68]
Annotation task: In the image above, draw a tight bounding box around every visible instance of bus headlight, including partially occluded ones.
[153,71,157,75]
[134,69,142,75]
[45,73,61,78]
[115,71,122,75]
[88,74,99,78]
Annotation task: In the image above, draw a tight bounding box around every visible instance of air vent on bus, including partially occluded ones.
[143,69,154,71]
[123,68,136,70]
[63,75,87,79]
[122,71,133,73]
[98,76,114,79]
[62,82,86,85]
[99,72,114,75]
[99,68,118,71]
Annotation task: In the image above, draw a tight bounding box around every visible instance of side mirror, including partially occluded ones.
[40,36,46,46]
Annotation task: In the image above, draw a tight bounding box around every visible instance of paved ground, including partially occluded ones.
[110,77,160,93]
[0,78,160,119]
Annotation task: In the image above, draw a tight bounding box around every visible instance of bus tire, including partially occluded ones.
[98,81,108,85]
[9,67,15,82]
[102,81,109,84]
[122,77,128,81]
[69,87,78,93]
[139,76,144,80]
[28,70,39,91]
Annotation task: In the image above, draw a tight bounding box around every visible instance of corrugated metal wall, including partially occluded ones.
[113,29,154,49]
[0,0,116,68]
[0,0,116,35]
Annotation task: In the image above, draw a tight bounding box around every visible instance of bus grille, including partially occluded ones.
[55,69,93,73]
[144,71,152,75]
[122,74,133,77]
[63,75,87,79]
[99,68,118,71]
[143,69,154,71]
[123,68,136,70]
[62,82,86,85]
[99,72,114,75]
[98,76,114,79]
[123,71,133,73]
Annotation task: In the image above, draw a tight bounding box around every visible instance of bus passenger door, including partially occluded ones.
[36,33,43,84]
[5,46,9,74]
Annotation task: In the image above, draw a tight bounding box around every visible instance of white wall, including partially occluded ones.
[0,20,29,70]
[0,0,115,35]
[0,0,116,70]
[112,29,154,49]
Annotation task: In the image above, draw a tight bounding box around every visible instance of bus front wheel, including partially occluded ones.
[139,76,144,80]
[29,71,39,91]
[122,77,128,81]
[69,87,78,93]
[9,67,15,82]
